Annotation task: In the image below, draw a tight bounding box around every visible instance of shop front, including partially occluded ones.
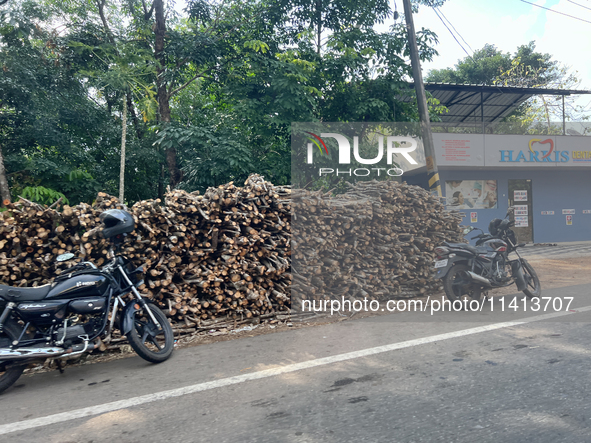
[433,133,591,243]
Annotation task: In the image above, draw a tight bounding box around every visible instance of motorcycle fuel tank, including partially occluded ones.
[46,274,109,300]
[483,238,508,252]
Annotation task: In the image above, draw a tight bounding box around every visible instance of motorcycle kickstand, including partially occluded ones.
[56,359,65,374]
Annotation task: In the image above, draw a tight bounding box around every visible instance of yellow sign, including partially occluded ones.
[572,151,591,159]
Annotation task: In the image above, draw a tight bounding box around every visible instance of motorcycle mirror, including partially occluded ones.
[56,253,75,262]
[463,226,474,235]
[506,206,515,218]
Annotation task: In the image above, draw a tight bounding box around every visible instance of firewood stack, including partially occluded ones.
[0,175,291,327]
[0,175,464,326]
[291,180,465,310]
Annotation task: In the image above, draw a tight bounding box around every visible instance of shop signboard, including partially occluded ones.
[433,134,484,167]
[433,134,591,168]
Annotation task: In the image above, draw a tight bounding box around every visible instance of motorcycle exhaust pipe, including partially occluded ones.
[465,271,493,287]
[0,342,97,361]
[0,347,66,361]
[60,342,96,358]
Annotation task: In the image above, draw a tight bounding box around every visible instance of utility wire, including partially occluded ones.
[432,7,473,60]
[436,7,474,53]
[519,0,591,24]
[566,0,591,12]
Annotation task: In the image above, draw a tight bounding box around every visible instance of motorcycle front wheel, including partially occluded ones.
[0,320,27,394]
[521,259,541,299]
[443,264,483,306]
[126,303,174,363]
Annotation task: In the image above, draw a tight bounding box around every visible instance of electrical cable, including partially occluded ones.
[432,7,474,60]
[436,7,474,53]
[565,0,591,13]
[519,0,591,24]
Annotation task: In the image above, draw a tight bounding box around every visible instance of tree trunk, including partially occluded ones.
[0,145,11,206]
[541,95,551,131]
[119,96,127,203]
[127,90,143,140]
[316,0,322,55]
[153,0,182,188]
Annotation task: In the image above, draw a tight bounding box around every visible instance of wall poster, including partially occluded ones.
[446,180,498,210]
[514,190,528,201]
[514,205,528,216]
[515,216,529,227]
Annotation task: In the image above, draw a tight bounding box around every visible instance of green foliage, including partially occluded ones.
[426,42,559,87]
[20,186,69,205]
[0,0,449,202]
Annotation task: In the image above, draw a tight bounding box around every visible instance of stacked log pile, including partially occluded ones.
[0,175,464,327]
[291,180,465,310]
[0,175,291,328]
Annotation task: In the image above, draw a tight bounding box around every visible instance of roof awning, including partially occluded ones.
[400,83,591,124]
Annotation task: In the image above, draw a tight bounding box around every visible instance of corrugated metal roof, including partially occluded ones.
[399,83,591,124]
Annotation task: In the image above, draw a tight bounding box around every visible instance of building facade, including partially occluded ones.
[431,133,591,243]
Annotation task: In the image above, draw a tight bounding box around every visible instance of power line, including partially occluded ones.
[519,0,591,24]
[566,0,591,12]
[432,7,473,60]
[436,7,474,53]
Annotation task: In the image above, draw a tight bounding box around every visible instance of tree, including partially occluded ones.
[72,43,158,202]
[426,42,558,86]
[493,44,586,127]
[0,0,448,201]
[0,2,104,204]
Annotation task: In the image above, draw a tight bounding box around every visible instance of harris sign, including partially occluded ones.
[434,134,591,168]
[500,138,570,163]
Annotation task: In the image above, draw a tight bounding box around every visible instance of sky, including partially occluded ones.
[412,0,591,111]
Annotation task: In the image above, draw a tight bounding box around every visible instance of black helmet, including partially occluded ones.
[100,209,134,239]
[488,218,503,236]
[489,218,511,236]
[498,219,511,232]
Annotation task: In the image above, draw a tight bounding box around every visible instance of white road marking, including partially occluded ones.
[1,305,590,436]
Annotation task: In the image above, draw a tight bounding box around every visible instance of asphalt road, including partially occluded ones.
[1,284,591,443]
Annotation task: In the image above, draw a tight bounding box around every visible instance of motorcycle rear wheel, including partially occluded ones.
[0,321,27,394]
[127,303,174,363]
[443,264,483,306]
[521,259,541,299]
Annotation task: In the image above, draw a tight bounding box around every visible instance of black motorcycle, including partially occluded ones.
[434,209,541,304]
[0,209,174,394]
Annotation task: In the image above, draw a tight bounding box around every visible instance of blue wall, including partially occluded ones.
[439,168,591,243]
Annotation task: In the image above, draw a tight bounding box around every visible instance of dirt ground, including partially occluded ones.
[492,256,591,296]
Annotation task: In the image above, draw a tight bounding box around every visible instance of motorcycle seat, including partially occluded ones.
[444,242,488,255]
[0,284,53,302]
